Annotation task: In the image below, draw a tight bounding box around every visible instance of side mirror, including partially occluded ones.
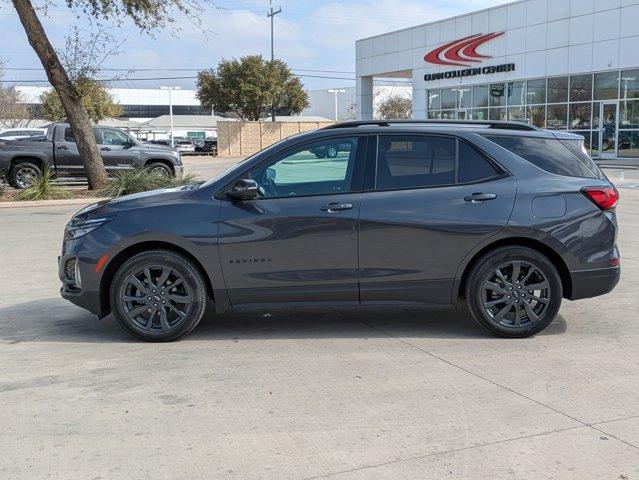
[226,178,259,200]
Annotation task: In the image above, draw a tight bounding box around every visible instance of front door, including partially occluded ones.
[218,135,366,306]
[599,102,618,159]
[96,127,139,170]
[358,134,517,305]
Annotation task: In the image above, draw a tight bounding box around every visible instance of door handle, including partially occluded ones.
[321,202,353,213]
[464,193,497,203]
[57,145,69,150]
[101,147,111,151]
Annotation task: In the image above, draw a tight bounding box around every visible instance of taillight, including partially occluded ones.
[582,186,619,210]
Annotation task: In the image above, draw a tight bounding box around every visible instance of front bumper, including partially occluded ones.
[568,266,620,300]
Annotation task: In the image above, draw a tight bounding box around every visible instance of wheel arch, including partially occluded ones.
[144,158,175,174]
[99,240,215,316]
[455,237,572,302]
[10,155,46,171]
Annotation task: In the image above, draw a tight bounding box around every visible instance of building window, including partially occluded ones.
[547,104,568,129]
[458,87,472,109]
[620,100,639,129]
[507,106,526,122]
[594,72,619,100]
[618,131,639,157]
[428,89,441,110]
[621,70,639,99]
[527,105,546,128]
[507,81,525,106]
[569,103,592,129]
[471,108,489,120]
[489,107,506,121]
[473,85,489,108]
[441,88,457,109]
[490,84,506,107]
[548,77,568,103]
[570,74,593,102]
[526,79,546,105]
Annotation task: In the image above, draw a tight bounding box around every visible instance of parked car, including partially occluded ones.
[0,123,183,188]
[175,139,196,155]
[59,120,620,342]
[195,137,217,155]
[0,128,47,141]
[310,141,352,158]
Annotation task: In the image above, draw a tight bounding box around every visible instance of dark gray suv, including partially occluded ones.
[59,120,620,341]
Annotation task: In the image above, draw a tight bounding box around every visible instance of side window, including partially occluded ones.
[376,135,455,189]
[485,135,599,178]
[100,128,130,146]
[64,128,76,143]
[249,137,358,198]
[458,142,501,183]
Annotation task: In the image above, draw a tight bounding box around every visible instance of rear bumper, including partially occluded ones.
[568,266,620,301]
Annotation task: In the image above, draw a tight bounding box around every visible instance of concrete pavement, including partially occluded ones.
[0,188,638,479]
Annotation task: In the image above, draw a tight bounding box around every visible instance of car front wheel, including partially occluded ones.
[466,246,562,338]
[110,250,207,341]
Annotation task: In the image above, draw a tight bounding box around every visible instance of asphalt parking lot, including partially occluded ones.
[0,162,638,479]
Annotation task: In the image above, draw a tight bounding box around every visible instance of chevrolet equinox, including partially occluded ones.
[59,120,620,341]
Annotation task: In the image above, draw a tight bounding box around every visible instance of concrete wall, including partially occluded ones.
[217,121,335,157]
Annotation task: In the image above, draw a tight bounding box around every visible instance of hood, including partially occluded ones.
[75,186,190,218]
[141,143,178,153]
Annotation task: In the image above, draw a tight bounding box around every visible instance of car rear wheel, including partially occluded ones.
[466,246,562,338]
[147,162,173,177]
[326,145,339,158]
[110,250,207,341]
[9,162,42,189]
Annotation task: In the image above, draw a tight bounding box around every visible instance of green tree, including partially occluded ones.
[40,77,122,122]
[197,55,309,121]
[377,94,412,120]
[10,0,213,190]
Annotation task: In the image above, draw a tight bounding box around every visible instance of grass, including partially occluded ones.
[14,167,73,201]
[101,168,201,197]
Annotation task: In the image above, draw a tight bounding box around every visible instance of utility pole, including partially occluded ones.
[267,1,282,121]
[328,89,346,121]
[160,86,182,147]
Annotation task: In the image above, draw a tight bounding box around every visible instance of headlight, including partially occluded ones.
[65,216,114,240]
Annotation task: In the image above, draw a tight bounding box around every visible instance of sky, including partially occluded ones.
[0,0,513,92]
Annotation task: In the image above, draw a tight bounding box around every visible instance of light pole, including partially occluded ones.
[160,86,182,147]
[328,89,346,121]
[267,1,282,121]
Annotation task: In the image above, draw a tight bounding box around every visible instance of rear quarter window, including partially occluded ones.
[484,135,600,179]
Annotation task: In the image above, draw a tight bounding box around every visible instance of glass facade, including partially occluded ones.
[426,69,639,159]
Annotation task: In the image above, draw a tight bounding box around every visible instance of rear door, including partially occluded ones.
[217,135,366,306]
[52,126,84,175]
[358,134,517,305]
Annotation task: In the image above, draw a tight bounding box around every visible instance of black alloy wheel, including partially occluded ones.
[466,246,562,338]
[110,250,207,341]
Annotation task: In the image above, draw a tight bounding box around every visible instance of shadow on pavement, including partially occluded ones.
[0,297,567,344]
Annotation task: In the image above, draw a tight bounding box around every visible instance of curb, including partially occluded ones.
[0,197,107,209]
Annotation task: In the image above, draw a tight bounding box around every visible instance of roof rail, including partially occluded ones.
[321,119,540,132]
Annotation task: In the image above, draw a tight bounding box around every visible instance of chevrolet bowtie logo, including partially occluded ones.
[424,32,505,67]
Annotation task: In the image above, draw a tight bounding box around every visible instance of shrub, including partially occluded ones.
[14,167,72,201]
[101,168,201,197]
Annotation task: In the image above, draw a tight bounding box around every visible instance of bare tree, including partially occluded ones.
[0,59,36,128]
[377,94,412,120]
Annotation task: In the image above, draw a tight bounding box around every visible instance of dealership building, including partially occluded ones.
[356,0,639,160]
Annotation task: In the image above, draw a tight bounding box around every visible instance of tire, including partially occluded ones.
[466,246,562,338]
[9,162,42,189]
[110,250,208,342]
[326,145,339,158]
[147,162,173,177]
